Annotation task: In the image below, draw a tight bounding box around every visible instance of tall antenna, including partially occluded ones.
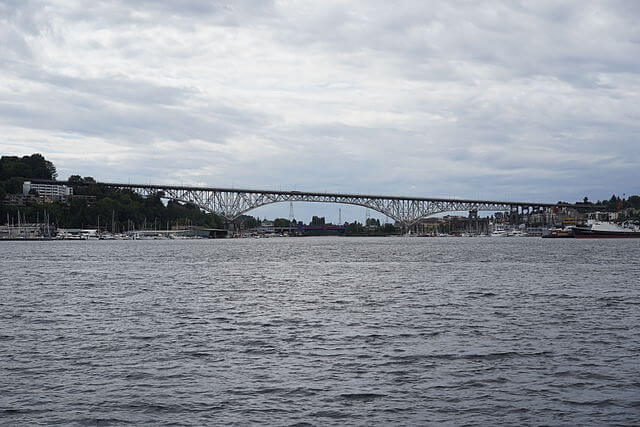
[288,202,294,234]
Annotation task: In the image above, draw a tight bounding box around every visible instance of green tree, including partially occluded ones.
[240,216,260,228]
[3,177,24,194]
[627,195,640,209]
[382,223,396,233]
[0,156,29,180]
[346,221,362,234]
[273,218,291,227]
[23,153,57,179]
[0,153,57,180]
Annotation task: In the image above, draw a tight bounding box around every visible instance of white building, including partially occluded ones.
[257,220,275,234]
[23,181,73,198]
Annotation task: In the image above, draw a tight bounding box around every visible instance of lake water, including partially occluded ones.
[1,237,639,425]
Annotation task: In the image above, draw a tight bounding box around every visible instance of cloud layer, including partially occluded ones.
[1,0,639,219]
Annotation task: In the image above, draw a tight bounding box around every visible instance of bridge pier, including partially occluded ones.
[223,220,237,237]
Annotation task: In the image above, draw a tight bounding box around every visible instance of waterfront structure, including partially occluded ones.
[3,194,48,206]
[56,229,98,239]
[23,181,73,198]
[0,224,56,239]
[257,220,276,234]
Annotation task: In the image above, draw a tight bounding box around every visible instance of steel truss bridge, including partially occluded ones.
[36,180,572,225]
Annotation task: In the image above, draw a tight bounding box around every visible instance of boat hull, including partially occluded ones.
[542,230,574,238]
[573,228,640,238]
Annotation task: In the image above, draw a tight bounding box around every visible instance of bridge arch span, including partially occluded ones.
[144,187,539,225]
[31,180,561,226]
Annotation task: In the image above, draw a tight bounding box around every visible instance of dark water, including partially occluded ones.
[1,237,639,425]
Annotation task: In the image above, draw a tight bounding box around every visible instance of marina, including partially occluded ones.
[3,222,640,240]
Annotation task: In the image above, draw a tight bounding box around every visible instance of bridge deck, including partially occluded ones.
[32,179,566,207]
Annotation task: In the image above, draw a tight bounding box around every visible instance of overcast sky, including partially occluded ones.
[1,1,639,221]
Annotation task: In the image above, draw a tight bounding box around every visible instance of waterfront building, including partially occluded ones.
[56,229,98,239]
[257,220,276,234]
[22,181,73,198]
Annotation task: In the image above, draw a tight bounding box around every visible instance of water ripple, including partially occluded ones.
[1,237,639,425]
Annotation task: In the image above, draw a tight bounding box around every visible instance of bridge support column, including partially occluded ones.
[510,205,519,224]
[224,220,236,237]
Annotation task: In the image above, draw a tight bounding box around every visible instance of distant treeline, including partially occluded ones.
[583,195,640,211]
[240,215,398,235]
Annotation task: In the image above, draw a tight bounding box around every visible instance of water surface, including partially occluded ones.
[1,237,639,425]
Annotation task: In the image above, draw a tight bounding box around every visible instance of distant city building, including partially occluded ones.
[257,220,275,234]
[23,181,73,198]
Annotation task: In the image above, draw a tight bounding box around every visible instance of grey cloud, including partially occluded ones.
[0,0,48,35]
[58,0,276,29]
[266,1,640,87]
[1,0,639,206]
[0,73,269,144]
[2,62,197,106]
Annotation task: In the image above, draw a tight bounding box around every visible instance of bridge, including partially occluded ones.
[33,180,576,226]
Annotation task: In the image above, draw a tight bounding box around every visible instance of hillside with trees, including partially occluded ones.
[0,154,57,200]
[1,154,225,231]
